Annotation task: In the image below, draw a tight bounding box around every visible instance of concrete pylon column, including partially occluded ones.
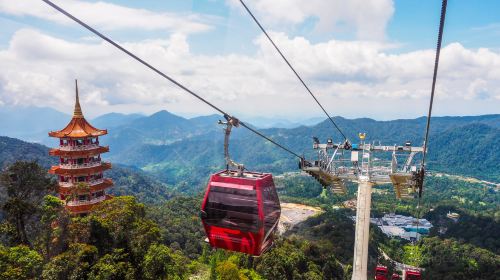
[352,179,373,280]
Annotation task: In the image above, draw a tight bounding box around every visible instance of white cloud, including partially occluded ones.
[228,0,394,41]
[0,29,499,119]
[0,0,212,34]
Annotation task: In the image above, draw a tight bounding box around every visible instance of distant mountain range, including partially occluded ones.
[91,112,144,128]
[0,106,326,145]
[1,105,499,189]
[243,116,325,128]
[98,111,498,188]
[108,113,499,188]
[0,106,69,144]
[0,106,144,146]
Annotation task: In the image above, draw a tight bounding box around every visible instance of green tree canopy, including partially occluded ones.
[88,248,135,280]
[0,161,56,245]
[42,243,98,280]
[0,244,43,280]
[141,243,188,280]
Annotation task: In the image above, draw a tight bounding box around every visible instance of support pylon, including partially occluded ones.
[352,179,373,280]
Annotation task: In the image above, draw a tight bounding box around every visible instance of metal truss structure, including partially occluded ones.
[301,134,424,198]
[301,134,425,280]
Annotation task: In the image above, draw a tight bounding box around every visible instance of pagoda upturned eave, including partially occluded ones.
[58,179,113,195]
[48,117,107,138]
[49,162,112,176]
[49,146,110,157]
[64,194,113,214]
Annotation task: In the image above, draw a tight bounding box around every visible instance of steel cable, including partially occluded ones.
[41,0,303,160]
[414,0,448,257]
[239,0,348,141]
[417,0,447,200]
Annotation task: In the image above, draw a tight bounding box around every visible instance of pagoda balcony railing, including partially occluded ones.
[59,182,72,188]
[59,161,102,169]
[59,179,105,188]
[66,195,107,206]
[59,144,99,151]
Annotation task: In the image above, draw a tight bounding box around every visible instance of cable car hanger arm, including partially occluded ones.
[219,115,245,175]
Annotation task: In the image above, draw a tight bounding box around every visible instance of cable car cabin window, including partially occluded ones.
[205,186,259,232]
[263,186,280,234]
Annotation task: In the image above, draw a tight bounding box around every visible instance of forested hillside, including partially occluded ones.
[2,111,498,183]
[103,113,500,188]
[1,113,499,279]
[1,162,498,279]
[0,136,55,168]
[0,136,174,203]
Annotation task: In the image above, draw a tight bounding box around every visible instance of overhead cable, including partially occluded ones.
[239,0,348,141]
[418,0,447,200]
[41,0,303,160]
[418,0,447,205]
[421,0,447,167]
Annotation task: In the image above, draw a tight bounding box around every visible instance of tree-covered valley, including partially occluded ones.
[0,112,499,279]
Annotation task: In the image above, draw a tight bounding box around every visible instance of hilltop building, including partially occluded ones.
[369,213,433,241]
[48,80,113,214]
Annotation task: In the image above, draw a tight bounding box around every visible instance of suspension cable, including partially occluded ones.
[239,0,348,141]
[417,0,447,201]
[414,0,448,253]
[421,0,447,168]
[41,0,303,160]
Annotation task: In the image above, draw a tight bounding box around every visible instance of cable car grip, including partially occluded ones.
[219,115,244,176]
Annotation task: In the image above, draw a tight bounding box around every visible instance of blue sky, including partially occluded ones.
[389,0,500,51]
[3,0,500,53]
[0,0,499,120]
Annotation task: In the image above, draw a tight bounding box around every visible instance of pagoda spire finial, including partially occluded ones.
[74,79,83,118]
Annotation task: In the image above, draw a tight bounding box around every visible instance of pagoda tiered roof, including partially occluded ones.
[65,194,113,214]
[49,80,107,138]
[58,179,114,195]
[49,162,112,176]
[48,80,114,215]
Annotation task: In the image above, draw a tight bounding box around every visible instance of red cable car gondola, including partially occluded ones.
[200,116,281,256]
[404,269,421,280]
[201,170,280,256]
[391,273,400,280]
[375,266,388,280]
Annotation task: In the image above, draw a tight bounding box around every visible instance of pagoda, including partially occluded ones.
[49,80,113,214]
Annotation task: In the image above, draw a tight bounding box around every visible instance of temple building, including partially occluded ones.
[48,80,113,214]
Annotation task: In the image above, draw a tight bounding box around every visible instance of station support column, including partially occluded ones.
[352,178,373,280]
